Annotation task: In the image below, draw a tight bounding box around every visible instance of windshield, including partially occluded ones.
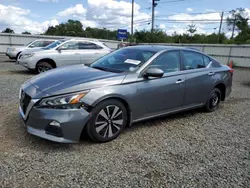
[91,48,156,73]
[42,40,63,49]
[25,41,33,46]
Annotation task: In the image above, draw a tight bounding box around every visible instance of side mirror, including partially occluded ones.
[29,44,35,48]
[144,67,164,78]
[56,46,66,52]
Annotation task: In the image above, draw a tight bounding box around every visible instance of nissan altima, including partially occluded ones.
[19,45,233,143]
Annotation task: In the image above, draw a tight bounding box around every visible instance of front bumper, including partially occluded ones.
[6,51,18,59]
[18,57,36,69]
[19,103,91,143]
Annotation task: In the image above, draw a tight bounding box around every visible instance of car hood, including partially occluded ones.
[21,48,45,54]
[29,65,126,97]
[8,46,25,50]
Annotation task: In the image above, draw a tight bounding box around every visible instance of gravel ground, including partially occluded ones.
[0,56,250,188]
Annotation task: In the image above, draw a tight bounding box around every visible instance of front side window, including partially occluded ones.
[59,41,79,50]
[91,48,156,73]
[149,51,180,73]
[183,51,205,69]
[78,42,102,49]
[29,41,44,48]
[43,40,63,49]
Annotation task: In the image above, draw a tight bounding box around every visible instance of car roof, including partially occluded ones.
[125,45,200,52]
[35,39,57,41]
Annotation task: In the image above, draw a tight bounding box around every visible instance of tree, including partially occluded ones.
[22,31,31,35]
[1,28,14,33]
[187,24,197,37]
[227,8,250,43]
[44,19,84,36]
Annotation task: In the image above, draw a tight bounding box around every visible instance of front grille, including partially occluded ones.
[20,91,31,114]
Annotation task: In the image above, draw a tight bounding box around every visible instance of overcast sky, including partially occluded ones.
[0,0,249,36]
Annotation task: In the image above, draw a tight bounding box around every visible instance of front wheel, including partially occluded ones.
[204,88,221,112]
[36,62,53,74]
[86,99,127,142]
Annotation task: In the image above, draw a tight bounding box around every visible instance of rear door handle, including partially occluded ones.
[175,79,185,84]
[208,72,215,76]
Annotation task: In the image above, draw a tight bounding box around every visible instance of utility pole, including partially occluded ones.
[218,11,224,43]
[231,15,236,39]
[131,0,134,38]
[151,0,160,32]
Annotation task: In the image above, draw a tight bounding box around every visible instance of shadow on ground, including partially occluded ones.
[8,70,36,75]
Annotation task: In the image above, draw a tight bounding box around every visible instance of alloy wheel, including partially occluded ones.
[211,93,219,107]
[37,66,51,73]
[95,105,123,138]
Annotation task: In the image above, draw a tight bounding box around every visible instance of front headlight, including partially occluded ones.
[11,48,16,51]
[22,53,34,59]
[38,91,89,109]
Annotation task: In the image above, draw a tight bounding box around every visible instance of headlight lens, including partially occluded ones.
[38,91,89,109]
[22,53,34,59]
[11,48,16,51]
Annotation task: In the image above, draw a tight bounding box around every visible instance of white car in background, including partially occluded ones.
[18,39,67,60]
[18,38,112,73]
[6,39,56,60]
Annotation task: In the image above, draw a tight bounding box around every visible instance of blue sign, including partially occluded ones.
[117,29,128,40]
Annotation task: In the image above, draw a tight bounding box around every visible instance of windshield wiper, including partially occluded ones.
[92,66,123,73]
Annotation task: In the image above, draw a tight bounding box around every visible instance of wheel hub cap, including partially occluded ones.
[95,105,123,138]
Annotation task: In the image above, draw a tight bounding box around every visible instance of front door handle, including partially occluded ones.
[75,53,80,55]
[175,79,185,84]
[208,72,215,76]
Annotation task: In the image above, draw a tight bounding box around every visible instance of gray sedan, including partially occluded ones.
[19,45,233,143]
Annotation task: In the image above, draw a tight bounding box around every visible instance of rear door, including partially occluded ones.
[181,50,215,106]
[56,41,81,67]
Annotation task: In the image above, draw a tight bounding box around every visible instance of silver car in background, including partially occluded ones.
[18,38,112,73]
[19,45,233,143]
[18,39,67,61]
[6,39,56,60]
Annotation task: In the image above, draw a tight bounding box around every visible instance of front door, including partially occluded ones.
[136,50,185,118]
[56,41,81,67]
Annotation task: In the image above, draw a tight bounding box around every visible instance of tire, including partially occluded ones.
[16,52,21,60]
[36,61,53,74]
[86,99,127,142]
[204,88,221,112]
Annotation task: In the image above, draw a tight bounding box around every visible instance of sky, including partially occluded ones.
[0,0,249,37]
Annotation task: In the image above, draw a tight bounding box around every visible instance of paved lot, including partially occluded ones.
[0,55,250,188]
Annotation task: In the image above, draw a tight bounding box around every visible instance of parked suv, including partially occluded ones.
[6,39,56,60]
[18,38,112,73]
[17,39,67,61]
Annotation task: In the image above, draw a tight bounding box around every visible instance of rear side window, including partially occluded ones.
[211,61,221,67]
[43,41,54,47]
[183,51,205,69]
[203,55,211,66]
[78,42,103,49]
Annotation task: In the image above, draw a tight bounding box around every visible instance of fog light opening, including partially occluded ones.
[49,120,61,127]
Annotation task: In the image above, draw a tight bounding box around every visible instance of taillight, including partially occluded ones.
[229,69,234,73]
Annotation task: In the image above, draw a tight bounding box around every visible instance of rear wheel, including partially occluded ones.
[204,88,221,112]
[36,62,53,74]
[86,99,127,142]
